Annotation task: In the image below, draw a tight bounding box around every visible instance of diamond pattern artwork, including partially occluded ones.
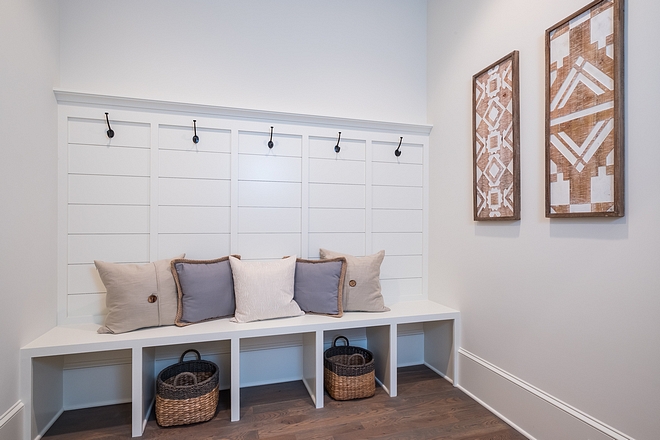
[546,0,623,217]
[473,51,520,220]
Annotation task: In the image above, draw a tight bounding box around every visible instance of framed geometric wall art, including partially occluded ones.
[545,0,624,217]
[473,51,520,221]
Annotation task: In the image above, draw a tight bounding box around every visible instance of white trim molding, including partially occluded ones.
[0,401,24,434]
[458,348,634,440]
[53,89,433,135]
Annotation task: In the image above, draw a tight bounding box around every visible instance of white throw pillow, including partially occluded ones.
[229,256,304,323]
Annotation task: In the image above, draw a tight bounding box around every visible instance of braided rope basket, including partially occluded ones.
[155,349,219,427]
[324,336,375,400]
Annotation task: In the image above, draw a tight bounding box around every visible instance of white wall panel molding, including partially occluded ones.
[459,348,633,440]
[57,91,431,325]
[0,401,23,440]
[55,90,432,136]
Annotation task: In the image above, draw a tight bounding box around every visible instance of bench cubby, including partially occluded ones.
[21,300,459,439]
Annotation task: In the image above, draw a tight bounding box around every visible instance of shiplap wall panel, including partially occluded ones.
[372,186,423,210]
[68,144,150,176]
[380,278,423,302]
[68,234,150,264]
[238,132,302,157]
[372,233,423,256]
[238,208,302,233]
[237,234,302,260]
[308,209,365,233]
[238,155,302,182]
[68,293,106,318]
[68,175,150,205]
[309,159,365,185]
[68,205,150,234]
[159,178,231,207]
[158,234,231,260]
[380,255,424,279]
[308,233,366,257]
[68,118,150,147]
[309,137,366,161]
[158,206,231,234]
[372,141,423,164]
[372,210,423,233]
[372,162,423,187]
[59,101,429,324]
[158,125,231,153]
[68,265,104,294]
[159,150,231,180]
[238,181,302,208]
[308,184,365,209]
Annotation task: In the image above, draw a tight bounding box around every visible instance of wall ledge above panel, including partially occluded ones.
[54,89,432,136]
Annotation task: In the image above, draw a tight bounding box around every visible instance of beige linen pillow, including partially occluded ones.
[229,256,304,323]
[95,255,183,334]
[319,249,389,312]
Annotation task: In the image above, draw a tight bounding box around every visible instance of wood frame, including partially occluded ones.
[545,0,624,218]
[473,51,520,221]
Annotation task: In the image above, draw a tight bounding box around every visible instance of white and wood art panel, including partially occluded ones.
[545,0,624,217]
[473,51,520,220]
[57,93,430,324]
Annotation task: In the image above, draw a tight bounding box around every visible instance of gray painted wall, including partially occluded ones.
[427,0,660,438]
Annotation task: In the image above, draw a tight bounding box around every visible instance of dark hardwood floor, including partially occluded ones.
[43,365,526,440]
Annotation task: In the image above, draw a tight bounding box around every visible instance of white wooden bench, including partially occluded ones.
[20,300,459,440]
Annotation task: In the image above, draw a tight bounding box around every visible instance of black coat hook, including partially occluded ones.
[395,137,403,157]
[334,132,342,153]
[192,120,199,144]
[268,126,274,149]
[105,112,114,139]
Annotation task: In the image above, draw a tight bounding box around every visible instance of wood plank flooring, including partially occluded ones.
[43,365,527,440]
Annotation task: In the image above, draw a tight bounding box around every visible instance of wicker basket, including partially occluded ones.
[155,349,219,427]
[324,336,375,400]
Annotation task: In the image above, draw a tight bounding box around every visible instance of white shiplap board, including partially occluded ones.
[57,92,430,324]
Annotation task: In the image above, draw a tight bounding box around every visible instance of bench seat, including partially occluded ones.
[21,300,460,439]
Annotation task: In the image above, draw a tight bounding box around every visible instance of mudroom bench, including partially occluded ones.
[21,300,460,439]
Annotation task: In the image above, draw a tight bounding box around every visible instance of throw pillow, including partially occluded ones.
[171,257,238,326]
[95,255,183,334]
[294,257,346,317]
[319,249,389,312]
[229,256,304,323]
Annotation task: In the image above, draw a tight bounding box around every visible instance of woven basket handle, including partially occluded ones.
[173,371,198,386]
[332,335,349,347]
[179,349,201,363]
[347,353,365,366]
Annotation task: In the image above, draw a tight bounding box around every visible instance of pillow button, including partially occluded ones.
[349,280,357,287]
[148,294,158,303]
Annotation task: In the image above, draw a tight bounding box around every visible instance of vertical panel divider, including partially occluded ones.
[422,136,430,298]
[301,133,309,258]
[365,136,374,254]
[230,129,240,254]
[57,107,69,325]
[149,120,159,260]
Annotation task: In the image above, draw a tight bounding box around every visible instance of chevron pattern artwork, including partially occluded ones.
[546,0,623,217]
[473,51,520,220]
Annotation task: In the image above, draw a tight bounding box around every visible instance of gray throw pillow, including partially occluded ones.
[294,257,346,317]
[319,249,389,312]
[171,257,237,326]
[95,255,183,334]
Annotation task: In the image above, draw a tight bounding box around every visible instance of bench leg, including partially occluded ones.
[423,320,457,383]
[131,347,155,437]
[367,325,395,396]
[230,338,240,422]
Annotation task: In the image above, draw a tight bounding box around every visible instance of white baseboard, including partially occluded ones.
[459,348,633,440]
[0,401,24,439]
